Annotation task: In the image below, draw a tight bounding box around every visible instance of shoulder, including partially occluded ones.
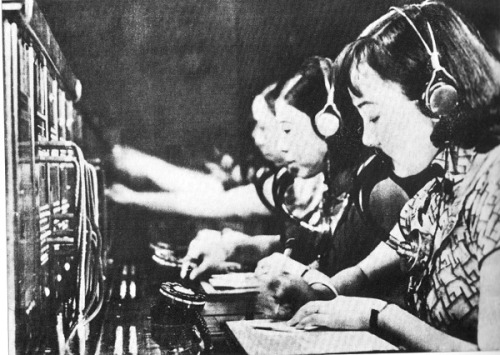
[462,145,500,212]
[481,145,500,180]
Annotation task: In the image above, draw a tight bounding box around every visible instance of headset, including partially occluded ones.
[390,6,459,117]
[312,58,342,140]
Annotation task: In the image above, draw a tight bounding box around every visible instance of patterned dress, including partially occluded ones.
[390,145,500,343]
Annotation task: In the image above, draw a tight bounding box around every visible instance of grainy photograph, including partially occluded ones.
[1,0,499,353]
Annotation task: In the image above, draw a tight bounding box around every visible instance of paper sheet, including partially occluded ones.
[208,272,260,289]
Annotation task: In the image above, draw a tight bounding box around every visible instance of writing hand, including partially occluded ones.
[257,272,316,320]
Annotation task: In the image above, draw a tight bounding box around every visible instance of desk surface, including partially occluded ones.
[96,263,397,354]
[96,262,257,354]
[226,320,399,355]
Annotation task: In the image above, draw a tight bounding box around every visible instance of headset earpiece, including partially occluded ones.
[391,6,459,117]
[313,58,341,140]
[424,69,459,116]
[315,110,340,139]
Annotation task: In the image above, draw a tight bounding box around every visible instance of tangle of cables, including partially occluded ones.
[37,141,106,355]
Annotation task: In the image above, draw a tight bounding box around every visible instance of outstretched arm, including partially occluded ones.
[106,183,271,218]
[111,145,224,193]
[180,229,281,280]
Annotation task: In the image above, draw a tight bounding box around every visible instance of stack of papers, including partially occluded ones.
[208,273,261,290]
[200,273,261,295]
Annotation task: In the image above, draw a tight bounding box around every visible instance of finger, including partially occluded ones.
[180,260,197,279]
[295,314,329,330]
[180,251,201,279]
[188,261,211,280]
[287,301,322,326]
[180,237,206,278]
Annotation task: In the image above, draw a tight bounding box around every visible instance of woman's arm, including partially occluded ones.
[378,305,477,351]
[330,241,401,295]
[289,250,500,351]
[289,296,477,352]
[254,241,402,306]
[111,145,224,193]
[181,229,281,280]
[146,160,225,194]
[106,183,271,218]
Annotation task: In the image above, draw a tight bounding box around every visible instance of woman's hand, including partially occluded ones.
[288,296,387,330]
[255,253,320,320]
[257,272,316,320]
[105,183,138,205]
[256,253,337,300]
[180,229,242,280]
[255,253,308,280]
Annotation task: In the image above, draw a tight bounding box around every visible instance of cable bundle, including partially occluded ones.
[37,141,106,355]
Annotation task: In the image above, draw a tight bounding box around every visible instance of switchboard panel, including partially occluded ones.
[3,2,109,353]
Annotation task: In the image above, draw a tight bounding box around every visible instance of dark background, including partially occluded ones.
[37,0,500,261]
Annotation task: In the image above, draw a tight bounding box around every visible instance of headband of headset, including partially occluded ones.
[390,5,458,116]
[313,58,342,140]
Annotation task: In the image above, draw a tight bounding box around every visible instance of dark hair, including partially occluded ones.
[268,57,370,173]
[255,83,277,115]
[334,2,500,150]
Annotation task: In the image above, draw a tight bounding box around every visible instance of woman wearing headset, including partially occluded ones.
[107,83,326,273]
[288,2,500,351]
[181,57,373,284]
[255,54,445,318]
[105,84,287,219]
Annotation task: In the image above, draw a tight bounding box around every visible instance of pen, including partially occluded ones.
[252,322,319,332]
[251,325,296,333]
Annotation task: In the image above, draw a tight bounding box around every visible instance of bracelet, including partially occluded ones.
[369,303,389,330]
